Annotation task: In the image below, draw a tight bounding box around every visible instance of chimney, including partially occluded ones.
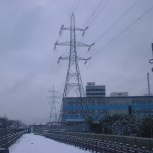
[147,72,150,95]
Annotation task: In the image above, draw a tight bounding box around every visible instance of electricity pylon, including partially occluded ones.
[47,86,59,123]
[54,14,94,97]
[54,14,94,121]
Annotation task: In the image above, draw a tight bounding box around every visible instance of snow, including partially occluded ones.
[9,133,90,153]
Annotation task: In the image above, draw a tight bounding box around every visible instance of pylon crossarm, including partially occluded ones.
[54,41,58,50]
[57,56,88,64]
[59,24,70,34]
[76,42,95,51]
[77,56,91,61]
[57,56,69,64]
[75,26,89,36]
[76,41,90,47]
[82,26,89,36]
[75,27,84,31]
[62,27,70,31]
[60,26,88,33]
[84,57,91,64]
[55,41,94,49]
[88,43,95,51]
[59,25,64,35]
[56,41,70,46]
[59,56,69,60]
[59,24,88,37]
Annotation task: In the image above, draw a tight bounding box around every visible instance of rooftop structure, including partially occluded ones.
[110,92,128,97]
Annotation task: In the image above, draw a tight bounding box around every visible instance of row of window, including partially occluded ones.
[86,93,105,95]
[65,99,109,103]
[86,89,105,91]
[65,102,152,105]
[132,101,152,104]
[64,109,109,113]
[65,102,109,105]
[64,108,153,113]
[133,109,153,113]
[132,98,153,102]
[64,99,153,104]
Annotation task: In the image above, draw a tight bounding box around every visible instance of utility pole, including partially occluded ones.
[54,14,94,121]
[149,43,153,72]
[47,86,59,123]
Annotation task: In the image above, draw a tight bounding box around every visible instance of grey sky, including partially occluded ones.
[0,0,153,124]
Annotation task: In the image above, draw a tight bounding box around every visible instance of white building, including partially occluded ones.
[86,82,105,97]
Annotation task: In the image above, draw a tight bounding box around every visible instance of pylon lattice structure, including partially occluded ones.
[47,86,59,123]
[54,14,94,121]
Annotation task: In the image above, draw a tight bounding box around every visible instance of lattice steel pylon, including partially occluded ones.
[47,86,59,123]
[55,14,94,97]
[54,14,94,121]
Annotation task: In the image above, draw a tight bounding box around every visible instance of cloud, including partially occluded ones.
[0,0,153,124]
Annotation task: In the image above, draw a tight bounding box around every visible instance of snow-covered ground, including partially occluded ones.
[9,133,90,153]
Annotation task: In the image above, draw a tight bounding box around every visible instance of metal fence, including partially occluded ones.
[0,118,25,153]
[43,131,153,153]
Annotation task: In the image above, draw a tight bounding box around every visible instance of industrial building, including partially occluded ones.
[86,82,105,97]
[61,81,153,122]
[61,95,153,121]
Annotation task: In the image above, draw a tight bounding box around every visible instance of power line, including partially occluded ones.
[95,0,141,43]
[72,0,81,14]
[74,0,110,70]
[73,0,110,72]
[91,4,153,59]
[82,0,105,28]
[87,0,110,27]
[62,0,78,25]
[62,0,82,28]
[79,0,141,71]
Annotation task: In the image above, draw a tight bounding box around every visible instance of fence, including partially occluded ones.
[43,130,153,153]
[0,118,25,153]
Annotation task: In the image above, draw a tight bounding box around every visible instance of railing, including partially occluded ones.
[0,128,25,135]
[43,131,153,153]
[0,131,25,149]
[0,117,25,153]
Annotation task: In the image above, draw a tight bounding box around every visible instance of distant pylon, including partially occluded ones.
[47,86,59,123]
[54,14,94,121]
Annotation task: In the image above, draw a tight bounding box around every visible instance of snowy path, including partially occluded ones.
[9,133,90,153]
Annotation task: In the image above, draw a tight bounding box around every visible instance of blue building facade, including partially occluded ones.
[61,96,153,121]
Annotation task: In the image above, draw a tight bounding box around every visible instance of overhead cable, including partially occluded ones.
[91,4,153,59]
[95,0,141,43]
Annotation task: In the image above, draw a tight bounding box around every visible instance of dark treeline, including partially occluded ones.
[0,116,25,128]
[86,114,153,138]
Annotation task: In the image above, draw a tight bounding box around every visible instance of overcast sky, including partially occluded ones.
[0,0,153,124]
